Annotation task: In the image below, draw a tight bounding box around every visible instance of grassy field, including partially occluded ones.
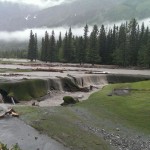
[16,106,110,150]
[79,80,150,133]
[15,80,150,149]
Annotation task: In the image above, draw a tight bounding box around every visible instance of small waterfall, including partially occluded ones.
[51,78,63,91]
[73,77,84,87]
[11,97,15,105]
[74,75,108,87]
[46,79,51,94]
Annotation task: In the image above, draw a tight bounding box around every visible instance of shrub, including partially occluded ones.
[0,143,21,150]
[63,96,76,104]
[62,96,77,105]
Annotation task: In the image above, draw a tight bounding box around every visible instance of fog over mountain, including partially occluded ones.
[0,0,74,8]
[0,0,150,31]
[0,0,150,51]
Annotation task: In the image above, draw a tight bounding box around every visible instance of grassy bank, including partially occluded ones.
[0,79,47,101]
[15,106,109,150]
[79,80,150,133]
[15,80,150,149]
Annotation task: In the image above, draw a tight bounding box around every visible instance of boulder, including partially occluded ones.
[61,96,79,106]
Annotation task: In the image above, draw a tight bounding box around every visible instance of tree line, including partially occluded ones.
[28,18,150,67]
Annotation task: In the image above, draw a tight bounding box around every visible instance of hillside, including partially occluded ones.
[0,0,150,31]
[0,2,39,31]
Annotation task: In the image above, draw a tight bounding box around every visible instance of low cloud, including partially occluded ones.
[0,18,149,42]
[0,26,89,42]
[0,0,74,8]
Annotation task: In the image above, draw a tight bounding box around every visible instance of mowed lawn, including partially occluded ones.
[79,80,150,133]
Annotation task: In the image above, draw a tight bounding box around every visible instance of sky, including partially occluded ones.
[0,0,70,8]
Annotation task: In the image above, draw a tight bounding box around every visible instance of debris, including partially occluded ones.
[0,108,19,118]
[85,71,109,74]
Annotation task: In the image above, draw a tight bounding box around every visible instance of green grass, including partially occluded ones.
[14,80,150,149]
[79,80,150,133]
[15,106,109,150]
[0,79,47,101]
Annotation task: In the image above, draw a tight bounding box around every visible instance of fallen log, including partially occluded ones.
[0,108,19,118]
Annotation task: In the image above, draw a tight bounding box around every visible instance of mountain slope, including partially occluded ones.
[26,0,124,28]
[0,2,39,31]
[105,0,150,21]
[0,0,150,31]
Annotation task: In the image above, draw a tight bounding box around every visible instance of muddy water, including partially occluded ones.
[39,85,105,107]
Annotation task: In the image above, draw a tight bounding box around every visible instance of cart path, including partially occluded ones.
[0,105,69,150]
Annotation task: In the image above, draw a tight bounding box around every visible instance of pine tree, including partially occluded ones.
[99,25,106,64]
[41,37,45,61]
[34,33,38,61]
[106,29,113,64]
[83,24,89,63]
[68,27,75,62]
[77,36,84,65]
[113,24,127,66]
[56,32,62,62]
[28,30,38,61]
[63,32,68,62]
[49,30,56,62]
[128,18,138,65]
[44,31,50,63]
[88,25,100,65]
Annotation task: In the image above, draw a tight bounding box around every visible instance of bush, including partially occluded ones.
[61,96,77,106]
[0,143,21,150]
[63,96,76,104]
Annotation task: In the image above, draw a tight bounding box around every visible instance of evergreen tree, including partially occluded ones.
[63,32,68,62]
[106,29,113,64]
[68,27,75,62]
[44,31,50,63]
[56,32,62,62]
[77,36,84,65]
[58,32,62,49]
[138,27,150,67]
[88,25,100,65]
[28,30,38,61]
[34,33,38,61]
[41,37,45,61]
[99,25,106,64]
[83,24,89,63]
[113,24,127,66]
[128,18,138,65]
[49,30,56,62]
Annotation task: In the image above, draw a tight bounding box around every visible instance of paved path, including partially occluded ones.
[0,105,69,150]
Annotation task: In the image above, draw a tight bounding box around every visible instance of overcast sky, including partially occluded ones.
[0,0,71,8]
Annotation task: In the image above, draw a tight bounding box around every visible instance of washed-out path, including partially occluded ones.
[0,105,69,150]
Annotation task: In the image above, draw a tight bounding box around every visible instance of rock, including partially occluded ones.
[0,94,3,103]
[116,128,120,131]
[107,93,113,96]
[31,101,39,107]
[80,87,89,92]
[61,96,79,106]
[77,95,84,99]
